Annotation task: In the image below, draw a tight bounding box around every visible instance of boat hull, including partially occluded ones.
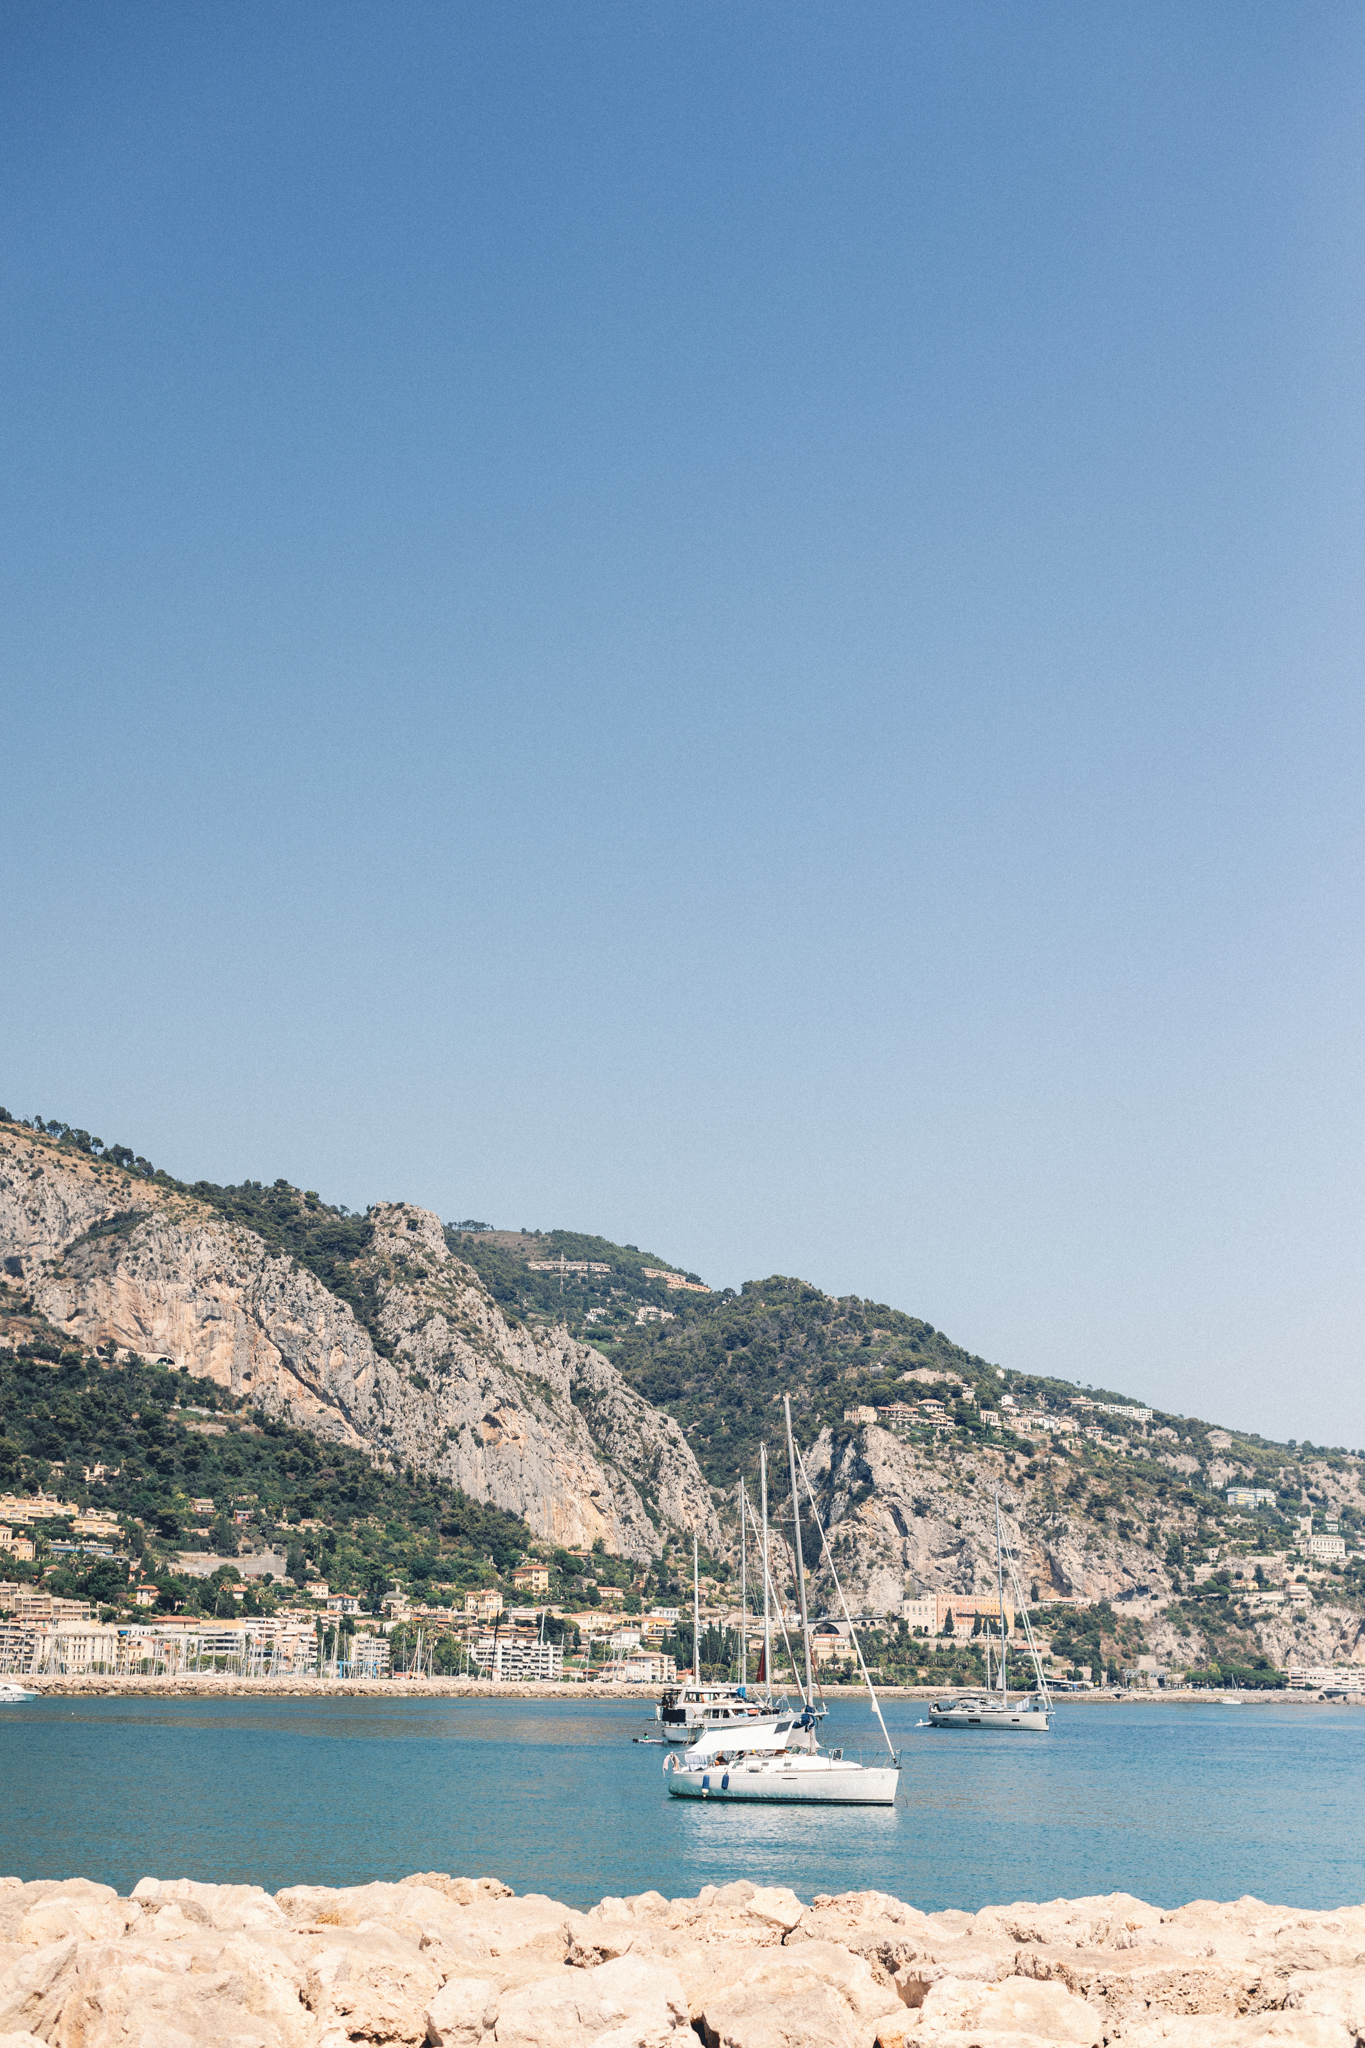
[666,1761,899,1806]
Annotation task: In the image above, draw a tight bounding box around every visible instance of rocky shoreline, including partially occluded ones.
[1,1870,1362,2046]
[10,1673,1354,1703]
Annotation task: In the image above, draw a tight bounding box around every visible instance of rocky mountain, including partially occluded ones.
[0,1121,717,1559]
[4,1107,1363,1682]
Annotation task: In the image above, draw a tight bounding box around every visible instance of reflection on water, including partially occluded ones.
[2,1694,1361,1912]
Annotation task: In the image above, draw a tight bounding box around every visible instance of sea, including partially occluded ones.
[3,1694,1362,1914]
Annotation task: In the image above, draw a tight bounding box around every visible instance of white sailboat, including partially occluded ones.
[665,1398,900,1806]
[926,1494,1052,1730]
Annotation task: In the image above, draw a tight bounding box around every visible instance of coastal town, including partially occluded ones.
[2,1456,1361,1696]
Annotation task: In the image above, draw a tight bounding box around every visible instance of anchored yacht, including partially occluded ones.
[927,1495,1053,1732]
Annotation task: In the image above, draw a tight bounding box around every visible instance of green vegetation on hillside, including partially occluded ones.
[447,1226,699,1328]
[605,1274,986,1490]
[0,1341,533,1617]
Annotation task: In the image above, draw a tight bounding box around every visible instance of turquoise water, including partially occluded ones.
[3,1695,1363,1913]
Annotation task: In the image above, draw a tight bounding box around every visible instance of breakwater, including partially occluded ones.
[13,1672,1345,1701]
[2,1869,1363,2047]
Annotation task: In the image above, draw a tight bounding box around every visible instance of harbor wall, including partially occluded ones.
[11,1673,1361,1701]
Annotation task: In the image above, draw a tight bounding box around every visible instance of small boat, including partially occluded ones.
[657,1478,789,1743]
[665,1398,899,1807]
[926,1693,1050,1730]
[926,1495,1053,1732]
[0,1682,38,1703]
[657,1682,783,1743]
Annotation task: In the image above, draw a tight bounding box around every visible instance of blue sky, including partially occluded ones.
[3,3,1364,1448]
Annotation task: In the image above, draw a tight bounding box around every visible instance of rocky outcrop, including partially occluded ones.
[1,1873,1363,2047]
[797,1424,1365,1674]
[803,1425,1175,1617]
[0,1127,718,1559]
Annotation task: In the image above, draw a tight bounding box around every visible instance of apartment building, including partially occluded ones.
[472,1638,564,1682]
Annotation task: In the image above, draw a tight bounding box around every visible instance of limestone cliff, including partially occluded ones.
[804,1424,1365,1672]
[804,1423,1174,1613]
[0,1127,717,1558]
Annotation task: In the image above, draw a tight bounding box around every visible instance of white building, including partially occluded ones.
[347,1634,391,1677]
[618,1651,676,1684]
[472,1638,564,1682]
[1288,1665,1362,1692]
[900,1596,937,1634]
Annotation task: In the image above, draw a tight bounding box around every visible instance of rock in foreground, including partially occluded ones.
[0,1871,1363,2047]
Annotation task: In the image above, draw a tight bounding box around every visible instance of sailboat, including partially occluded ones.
[664,1398,900,1805]
[926,1494,1052,1730]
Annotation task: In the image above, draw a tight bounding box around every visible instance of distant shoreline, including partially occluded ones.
[12,1674,1360,1703]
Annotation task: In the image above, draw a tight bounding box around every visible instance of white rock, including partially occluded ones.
[0,1934,78,2039]
[132,1877,289,1931]
[1119,2016,1353,2047]
[913,1974,1104,2044]
[424,1971,500,2045]
[745,1889,805,1935]
[302,1929,442,2044]
[494,1954,689,2048]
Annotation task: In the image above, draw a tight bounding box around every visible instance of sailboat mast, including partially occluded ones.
[783,1395,814,1705]
[994,1493,1008,1694]
[738,1478,747,1688]
[760,1443,771,1686]
[693,1532,701,1682]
